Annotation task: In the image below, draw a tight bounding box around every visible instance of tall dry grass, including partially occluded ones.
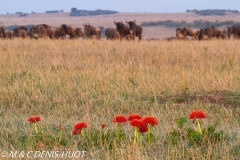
[0,39,239,159]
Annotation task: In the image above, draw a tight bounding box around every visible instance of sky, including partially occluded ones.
[0,0,239,14]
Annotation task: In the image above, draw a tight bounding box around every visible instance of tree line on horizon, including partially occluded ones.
[186,9,239,16]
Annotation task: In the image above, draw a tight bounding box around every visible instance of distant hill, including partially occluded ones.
[70,9,118,16]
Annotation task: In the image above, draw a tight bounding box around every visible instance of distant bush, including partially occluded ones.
[15,12,23,15]
[186,9,239,16]
[141,20,240,28]
[20,13,28,17]
[70,9,118,16]
[45,10,59,14]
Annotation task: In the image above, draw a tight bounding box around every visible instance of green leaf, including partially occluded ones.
[175,117,187,128]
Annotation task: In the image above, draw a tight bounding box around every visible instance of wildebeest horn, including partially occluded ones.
[125,19,128,23]
[114,20,117,24]
[134,19,136,22]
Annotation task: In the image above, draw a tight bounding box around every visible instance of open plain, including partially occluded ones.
[0,38,239,159]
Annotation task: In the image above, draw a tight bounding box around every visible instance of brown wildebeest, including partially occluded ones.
[77,28,86,39]
[163,37,176,41]
[0,26,5,38]
[14,26,29,38]
[83,24,101,39]
[114,20,130,40]
[105,28,120,40]
[55,24,82,39]
[30,24,58,39]
[227,25,240,39]
[176,27,199,40]
[125,19,142,40]
[198,26,228,40]
[4,30,14,39]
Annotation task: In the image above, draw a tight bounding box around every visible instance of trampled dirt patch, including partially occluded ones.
[157,90,240,107]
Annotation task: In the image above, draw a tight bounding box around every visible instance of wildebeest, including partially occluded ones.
[30,24,58,39]
[105,28,120,40]
[83,24,101,39]
[114,20,130,40]
[163,37,176,41]
[176,27,199,40]
[55,24,83,39]
[125,19,142,40]
[14,26,28,38]
[228,25,240,39]
[0,26,5,38]
[4,30,14,39]
[198,26,228,40]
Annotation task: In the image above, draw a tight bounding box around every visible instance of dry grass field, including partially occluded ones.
[0,39,239,159]
[1,11,240,39]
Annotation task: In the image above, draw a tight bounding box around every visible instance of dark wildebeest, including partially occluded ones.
[4,30,14,39]
[227,25,240,39]
[198,26,227,40]
[114,20,130,40]
[30,24,58,39]
[0,26,5,38]
[83,24,101,39]
[163,37,176,41]
[105,28,120,40]
[125,19,142,40]
[55,24,83,39]
[176,27,199,40]
[14,26,28,38]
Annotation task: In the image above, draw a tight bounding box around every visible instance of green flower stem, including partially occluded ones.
[147,124,151,143]
[135,127,139,142]
[34,122,39,134]
[197,120,202,134]
[59,129,63,141]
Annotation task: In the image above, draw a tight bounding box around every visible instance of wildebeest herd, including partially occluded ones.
[0,19,240,40]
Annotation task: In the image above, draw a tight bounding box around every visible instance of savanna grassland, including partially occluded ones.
[0,39,239,159]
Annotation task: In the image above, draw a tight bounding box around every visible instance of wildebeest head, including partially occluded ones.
[114,20,124,32]
[0,26,5,37]
[176,28,185,39]
[83,23,91,36]
[125,19,137,34]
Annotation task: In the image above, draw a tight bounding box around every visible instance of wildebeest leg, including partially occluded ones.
[138,34,142,41]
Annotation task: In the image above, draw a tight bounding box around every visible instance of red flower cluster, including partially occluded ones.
[142,116,159,125]
[113,115,127,123]
[101,124,106,129]
[189,110,206,119]
[28,116,41,123]
[72,122,87,135]
[130,119,148,133]
[128,113,142,121]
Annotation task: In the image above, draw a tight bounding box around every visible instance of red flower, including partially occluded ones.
[72,129,80,135]
[128,113,142,121]
[189,110,206,119]
[142,116,158,125]
[74,122,87,130]
[101,124,106,128]
[130,119,145,128]
[113,115,127,123]
[28,116,41,123]
[139,126,148,133]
